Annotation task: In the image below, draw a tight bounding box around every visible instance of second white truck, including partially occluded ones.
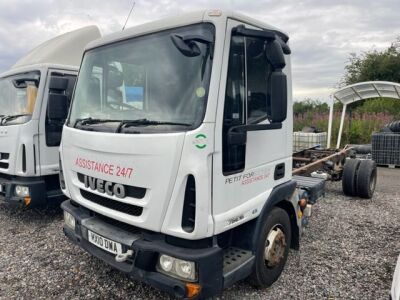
[0,26,101,207]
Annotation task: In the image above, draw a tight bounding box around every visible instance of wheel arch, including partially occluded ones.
[228,180,300,252]
[275,199,300,250]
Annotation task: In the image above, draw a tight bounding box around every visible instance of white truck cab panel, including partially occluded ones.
[60,10,309,299]
[0,26,101,207]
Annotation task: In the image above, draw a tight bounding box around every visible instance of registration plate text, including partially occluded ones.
[88,230,122,254]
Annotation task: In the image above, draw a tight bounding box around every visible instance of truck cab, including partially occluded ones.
[61,10,314,299]
[0,26,101,207]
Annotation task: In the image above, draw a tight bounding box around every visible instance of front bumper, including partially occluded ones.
[0,175,64,207]
[62,200,224,299]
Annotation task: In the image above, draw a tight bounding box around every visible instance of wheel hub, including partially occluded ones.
[264,227,286,267]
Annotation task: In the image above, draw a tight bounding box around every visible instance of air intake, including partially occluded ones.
[59,154,65,190]
[0,152,10,169]
[181,175,196,233]
[22,144,26,173]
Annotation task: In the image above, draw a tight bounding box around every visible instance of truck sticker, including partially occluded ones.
[84,175,126,198]
[225,168,271,185]
[196,87,206,97]
[227,214,244,225]
[193,134,207,149]
[75,157,133,178]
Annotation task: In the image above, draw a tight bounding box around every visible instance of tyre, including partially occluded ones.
[356,160,377,199]
[248,207,291,288]
[353,144,372,155]
[342,159,361,196]
[385,121,400,133]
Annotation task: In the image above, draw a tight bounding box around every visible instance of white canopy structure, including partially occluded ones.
[327,81,400,148]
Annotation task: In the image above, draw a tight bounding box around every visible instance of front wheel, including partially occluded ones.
[248,207,291,288]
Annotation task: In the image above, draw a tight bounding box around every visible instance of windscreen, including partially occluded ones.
[68,23,215,133]
[0,71,40,126]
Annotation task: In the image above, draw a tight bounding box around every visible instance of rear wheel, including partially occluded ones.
[356,160,377,199]
[342,159,361,196]
[248,207,291,288]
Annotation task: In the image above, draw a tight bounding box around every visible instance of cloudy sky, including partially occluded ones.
[0,0,399,101]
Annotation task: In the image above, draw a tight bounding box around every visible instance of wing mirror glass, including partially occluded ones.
[47,94,68,121]
[269,71,287,123]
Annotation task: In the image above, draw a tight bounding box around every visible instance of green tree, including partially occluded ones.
[342,37,400,112]
[343,37,400,85]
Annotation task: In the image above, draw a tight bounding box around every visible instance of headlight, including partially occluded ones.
[175,260,195,279]
[63,211,76,230]
[159,254,174,272]
[15,185,30,197]
[157,254,197,281]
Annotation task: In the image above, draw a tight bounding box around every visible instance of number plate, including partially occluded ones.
[88,230,122,255]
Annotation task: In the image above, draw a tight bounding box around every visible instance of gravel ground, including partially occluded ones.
[1,167,399,299]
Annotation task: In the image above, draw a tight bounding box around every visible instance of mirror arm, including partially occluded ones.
[246,123,282,131]
[229,123,282,134]
[179,34,213,44]
[232,25,291,55]
[177,33,214,59]
[232,25,275,40]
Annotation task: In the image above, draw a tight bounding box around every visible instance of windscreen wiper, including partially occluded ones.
[74,118,121,128]
[117,119,192,132]
[1,114,31,125]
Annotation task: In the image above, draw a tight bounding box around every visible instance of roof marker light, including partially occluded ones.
[208,10,222,17]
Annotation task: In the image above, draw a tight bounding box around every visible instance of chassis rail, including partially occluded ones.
[292,146,353,179]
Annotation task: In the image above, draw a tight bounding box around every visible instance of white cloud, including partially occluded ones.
[0,0,399,101]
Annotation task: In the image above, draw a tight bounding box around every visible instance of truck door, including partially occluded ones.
[212,19,292,233]
[38,70,77,176]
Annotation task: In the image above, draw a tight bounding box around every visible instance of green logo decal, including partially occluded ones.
[194,133,207,149]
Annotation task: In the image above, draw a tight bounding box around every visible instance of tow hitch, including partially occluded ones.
[115,250,134,262]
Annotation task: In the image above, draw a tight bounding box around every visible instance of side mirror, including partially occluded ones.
[269,71,287,123]
[49,76,69,90]
[47,94,68,121]
[266,40,286,70]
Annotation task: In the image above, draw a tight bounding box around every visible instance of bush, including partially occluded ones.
[294,112,395,147]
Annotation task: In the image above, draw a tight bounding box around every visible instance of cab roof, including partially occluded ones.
[12,26,101,70]
[86,10,287,51]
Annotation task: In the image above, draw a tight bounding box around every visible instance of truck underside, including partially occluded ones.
[62,179,307,299]
[0,173,65,207]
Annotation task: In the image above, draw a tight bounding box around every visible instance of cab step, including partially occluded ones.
[223,247,254,288]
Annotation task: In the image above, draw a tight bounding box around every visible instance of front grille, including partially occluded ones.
[80,189,143,216]
[96,212,142,234]
[0,152,10,169]
[77,173,146,199]
[0,153,9,159]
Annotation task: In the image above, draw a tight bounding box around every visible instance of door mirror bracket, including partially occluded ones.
[227,123,283,146]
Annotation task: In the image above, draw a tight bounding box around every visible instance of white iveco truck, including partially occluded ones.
[0,26,101,207]
[61,10,323,299]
